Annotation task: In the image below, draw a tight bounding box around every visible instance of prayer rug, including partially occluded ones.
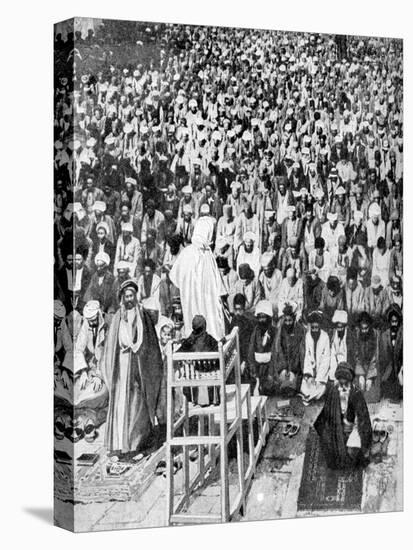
[297,428,363,512]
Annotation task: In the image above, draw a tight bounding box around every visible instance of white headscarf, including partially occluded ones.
[191,216,215,249]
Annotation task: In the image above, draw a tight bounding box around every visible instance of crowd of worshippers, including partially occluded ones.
[53,25,403,453]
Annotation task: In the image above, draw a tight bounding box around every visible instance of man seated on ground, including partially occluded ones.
[259,252,283,317]
[354,311,380,403]
[380,304,403,401]
[247,300,277,396]
[231,263,263,314]
[278,267,304,321]
[329,310,356,381]
[229,294,255,378]
[314,361,372,470]
[273,302,305,396]
[84,252,115,315]
[301,310,331,405]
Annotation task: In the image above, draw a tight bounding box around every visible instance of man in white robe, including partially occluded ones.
[102,280,163,455]
[170,216,226,341]
[301,311,331,404]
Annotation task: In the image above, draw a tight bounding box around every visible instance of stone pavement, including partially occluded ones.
[60,397,402,532]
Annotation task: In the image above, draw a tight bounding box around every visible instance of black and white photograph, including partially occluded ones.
[52,16,404,532]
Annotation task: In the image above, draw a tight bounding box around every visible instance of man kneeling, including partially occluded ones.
[314,361,372,470]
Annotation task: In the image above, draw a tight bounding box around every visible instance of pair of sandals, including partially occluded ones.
[54,415,82,442]
[54,416,98,443]
[155,457,183,477]
[155,449,198,477]
[282,422,300,437]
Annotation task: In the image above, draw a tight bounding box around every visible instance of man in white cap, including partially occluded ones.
[321,211,345,252]
[92,221,115,265]
[177,185,196,220]
[114,221,141,276]
[313,187,329,225]
[176,203,195,246]
[90,200,116,244]
[278,267,304,320]
[75,300,107,397]
[329,310,356,380]
[259,252,283,315]
[331,186,351,229]
[226,180,245,218]
[236,231,261,278]
[274,177,293,225]
[234,202,260,250]
[301,310,331,404]
[84,252,115,314]
[247,300,276,395]
[366,202,386,251]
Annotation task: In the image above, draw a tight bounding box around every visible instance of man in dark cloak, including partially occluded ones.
[247,300,277,395]
[380,305,403,400]
[179,315,218,405]
[314,361,372,470]
[274,302,306,395]
[102,279,163,456]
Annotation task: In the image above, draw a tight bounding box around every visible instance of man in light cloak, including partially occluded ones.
[102,279,163,455]
[170,216,226,341]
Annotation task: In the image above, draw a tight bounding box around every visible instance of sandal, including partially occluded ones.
[162,457,183,477]
[155,460,166,476]
[66,418,84,443]
[283,423,294,436]
[289,424,300,438]
[189,448,199,462]
[84,419,97,443]
[379,428,389,444]
[372,418,381,443]
[54,416,66,440]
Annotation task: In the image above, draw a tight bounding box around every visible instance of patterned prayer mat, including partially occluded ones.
[297,428,363,512]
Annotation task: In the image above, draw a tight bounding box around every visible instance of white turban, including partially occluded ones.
[255,300,273,317]
[121,222,133,232]
[83,300,100,320]
[96,221,110,235]
[243,231,256,243]
[369,203,381,218]
[95,252,110,266]
[191,216,215,249]
[332,310,348,325]
[260,252,274,268]
[54,300,66,319]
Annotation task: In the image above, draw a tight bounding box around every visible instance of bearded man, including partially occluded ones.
[314,362,372,470]
[102,279,163,456]
[274,303,305,395]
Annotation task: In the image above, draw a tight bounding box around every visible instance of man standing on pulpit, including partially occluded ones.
[102,279,163,455]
